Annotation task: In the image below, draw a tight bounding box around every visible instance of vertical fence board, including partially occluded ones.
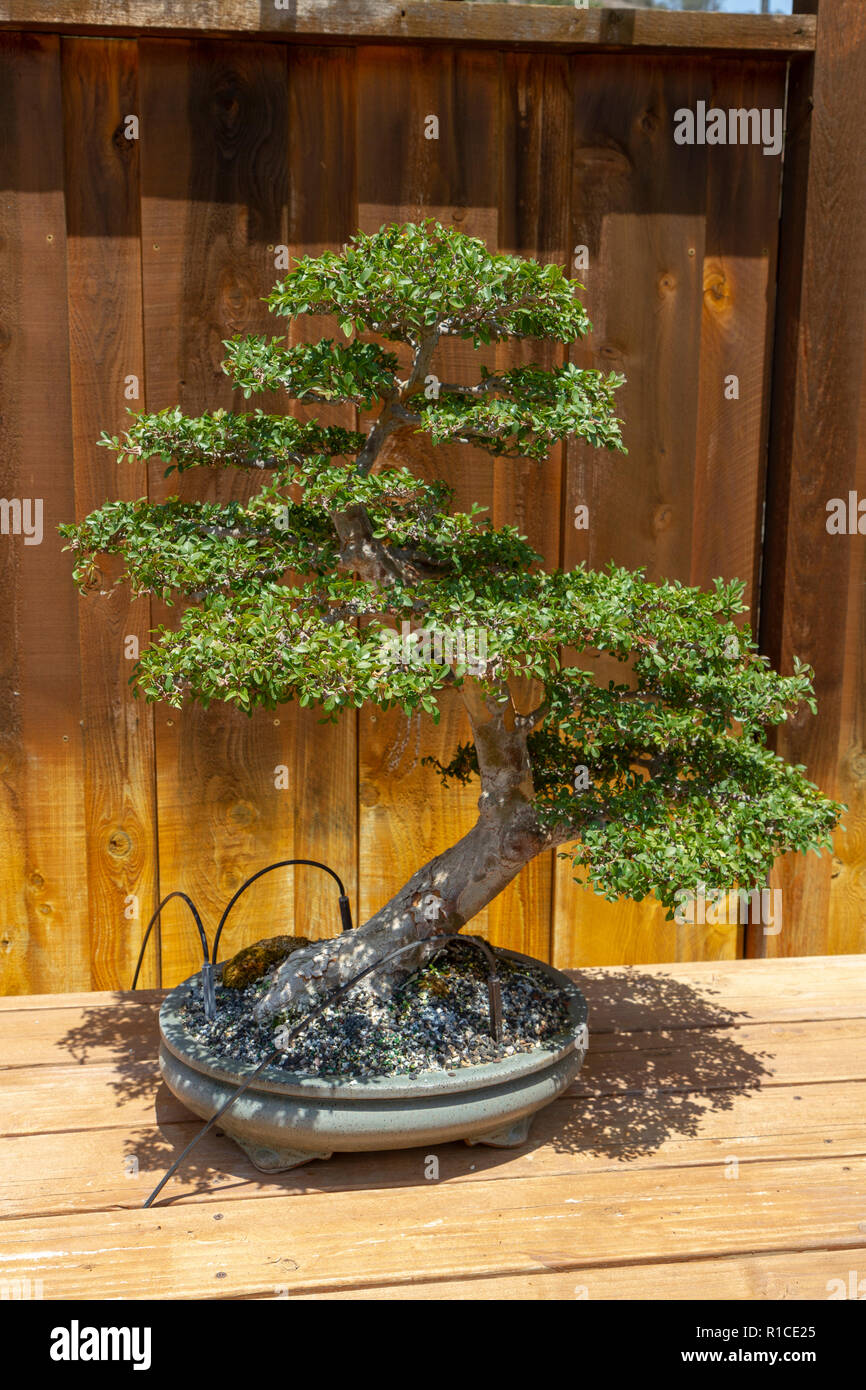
[691,61,786,615]
[355,44,503,940]
[486,50,574,962]
[690,60,787,964]
[757,0,866,958]
[826,335,866,956]
[61,36,161,989]
[555,56,721,968]
[285,45,359,941]
[138,38,292,983]
[0,33,90,992]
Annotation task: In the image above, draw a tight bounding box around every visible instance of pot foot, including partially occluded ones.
[233,1136,333,1173]
[464,1113,534,1149]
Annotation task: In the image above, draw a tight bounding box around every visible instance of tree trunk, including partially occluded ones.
[254,680,553,1022]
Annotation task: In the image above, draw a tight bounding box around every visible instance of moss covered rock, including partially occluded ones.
[222,934,311,990]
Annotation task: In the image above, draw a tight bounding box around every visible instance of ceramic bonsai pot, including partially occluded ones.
[158,948,589,1171]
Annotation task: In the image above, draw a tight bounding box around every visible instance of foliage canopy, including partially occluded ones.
[61,220,842,914]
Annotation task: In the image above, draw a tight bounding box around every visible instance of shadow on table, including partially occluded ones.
[56,968,772,1203]
[545,967,773,1161]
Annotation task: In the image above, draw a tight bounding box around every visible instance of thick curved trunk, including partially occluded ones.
[254,803,547,1020]
[254,680,553,1023]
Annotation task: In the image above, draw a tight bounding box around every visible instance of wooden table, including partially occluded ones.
[1,956,864,1300]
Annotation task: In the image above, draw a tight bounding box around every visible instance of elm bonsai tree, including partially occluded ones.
[62,220,842,1022]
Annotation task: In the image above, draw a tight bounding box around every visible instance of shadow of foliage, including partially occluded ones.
[54,967,772,1203]
[543,967,773,1161]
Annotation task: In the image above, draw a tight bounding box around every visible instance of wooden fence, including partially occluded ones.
[0,1,864,994]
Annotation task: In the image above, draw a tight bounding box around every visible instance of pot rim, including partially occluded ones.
[159,946,588,1100]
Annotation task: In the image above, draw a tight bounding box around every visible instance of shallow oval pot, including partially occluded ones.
[158,948,589,1172]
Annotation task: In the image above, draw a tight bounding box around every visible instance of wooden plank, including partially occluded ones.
[828,234,866,958]
[0,33,90,994]
[2,952,864,1023]
[757,0,866,959]
[61,36,161,990]
[484,50,574,963]
[554,55,712,969]
[570,1017,866,1096]
[574,954,866,1032]
[0,1156,861,1298]
[3,1079,865,1218]
[290,1247,866,1300]
[8,996,866,1078]
[691,59,785,616]
[285,45,359,941]
[354,45,506,944]
[0,3,819,56]
[0,1060,185,1136]
[2,954,864,1023]
[0,994,163,1067]
[3,1012,863,1137]
[0,987,164,1013]
[137,38,294,985]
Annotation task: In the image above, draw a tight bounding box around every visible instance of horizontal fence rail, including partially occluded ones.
[0,2,818,54]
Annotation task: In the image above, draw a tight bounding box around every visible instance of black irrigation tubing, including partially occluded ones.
[143,1045,280,1209]
[131,862,352,1025]
[211,859,353,965]
[131,891,210,990]
[142,930,504,1209]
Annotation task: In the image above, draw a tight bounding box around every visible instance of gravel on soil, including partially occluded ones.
[179,937,574,1081]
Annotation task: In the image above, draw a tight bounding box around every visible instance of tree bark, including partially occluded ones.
[254,679,555,1021]
[255,364,558,1023]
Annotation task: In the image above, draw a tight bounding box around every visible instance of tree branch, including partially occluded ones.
[401,327,442,401]
[515,701,549,732]
[438,291,552,339]
[353,326,441,477]
[353,395,402,474]
[437,376,509,398]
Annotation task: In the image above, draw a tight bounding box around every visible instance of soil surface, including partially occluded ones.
[179,937,573,1080]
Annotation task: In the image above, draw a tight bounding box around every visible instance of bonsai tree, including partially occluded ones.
[62,220,842,1023]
